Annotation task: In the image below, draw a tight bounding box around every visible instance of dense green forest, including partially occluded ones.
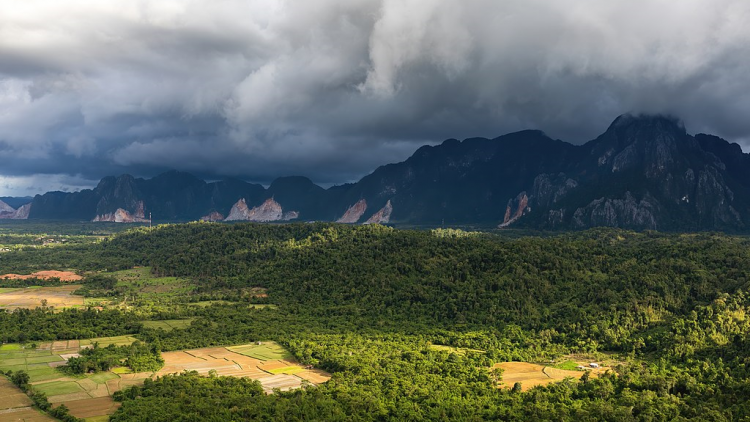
[2,223,750,420]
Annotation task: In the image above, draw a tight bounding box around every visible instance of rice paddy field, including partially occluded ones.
[493,360,610,391]
[0,378,56,422]
[0,339,330,420]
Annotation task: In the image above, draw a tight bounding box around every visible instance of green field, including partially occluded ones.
[550,360,580,371]
[0,287,21,293]
[227,342,293,360]
[34,380,84,396]
[267,366,306,375]
[89,372,119,384]
[0,346,66,382]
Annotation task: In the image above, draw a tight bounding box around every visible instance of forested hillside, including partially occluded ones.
[3,223,750,420]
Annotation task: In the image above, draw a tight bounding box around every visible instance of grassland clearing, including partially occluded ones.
[428,344,485,355]
[141,319,195,331]
[0,288,21,293]
[108,267,195,300]
[0,285,84,309]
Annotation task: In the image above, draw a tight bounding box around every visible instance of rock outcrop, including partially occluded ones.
[337,199,367,223]
[224,198,298,222]
[11,203,31,219]
[0,201,31,219]
[0,200,14,216]
[200,211,225,222]
[365,200,393,224]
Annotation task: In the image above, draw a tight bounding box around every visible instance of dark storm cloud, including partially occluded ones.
[2,0,750,195]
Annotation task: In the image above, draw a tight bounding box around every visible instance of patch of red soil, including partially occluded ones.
[0,271,83,282]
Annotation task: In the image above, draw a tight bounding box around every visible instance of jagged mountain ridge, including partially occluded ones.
[21,114,750,230]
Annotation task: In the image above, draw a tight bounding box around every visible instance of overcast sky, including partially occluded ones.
[2,0,750,196]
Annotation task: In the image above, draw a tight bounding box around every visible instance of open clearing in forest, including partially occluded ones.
[0,285,84,309]
[0,270,83,282]
[1,340,330,419]
[493,361,608,391]
[108,267,195,300]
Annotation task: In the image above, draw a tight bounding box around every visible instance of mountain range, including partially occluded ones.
[2,114,749,231]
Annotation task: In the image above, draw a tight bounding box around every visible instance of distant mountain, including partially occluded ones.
[19,114,750,231]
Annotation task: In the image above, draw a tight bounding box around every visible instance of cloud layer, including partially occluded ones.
[2,0,750,195]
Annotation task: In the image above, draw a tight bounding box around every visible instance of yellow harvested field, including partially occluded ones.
[0,407,56,422]
[494,362,594,391]
[258,359,299,371]
[0,378,32,410]
[0,285,83,310]
[255,374,303,392]
[156,345,330,392]
[296,369,332,384]
[53,397,120,420]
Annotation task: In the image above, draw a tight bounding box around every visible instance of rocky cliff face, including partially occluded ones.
[93,207,149,223]
[337,199,367,223]
[365,200,392,224]
[224,198,298,222]
[0,200,14,215]
[572,192,659,230]
[92,200,148,222]
[499,192,529,228]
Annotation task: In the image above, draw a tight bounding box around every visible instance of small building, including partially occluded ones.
[589,363,599,368]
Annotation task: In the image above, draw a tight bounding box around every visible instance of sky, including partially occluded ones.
[2,0,750,196]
